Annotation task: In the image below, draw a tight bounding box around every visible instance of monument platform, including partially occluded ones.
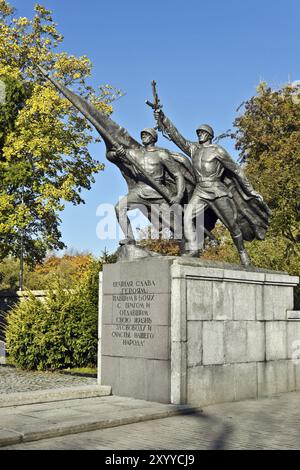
[98,257,300,406]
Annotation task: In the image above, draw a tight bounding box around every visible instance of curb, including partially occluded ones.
[58,370,97,379]
[0,405,199,447]
[0,385,111,408]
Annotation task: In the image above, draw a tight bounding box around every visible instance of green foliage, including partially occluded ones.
[5,254,116,370]
[0,257,20,290]
[234,82,300,254]
[204,223,299,273]
[0,2,122,264]
[0,75,31,150]
[6,286,97,370]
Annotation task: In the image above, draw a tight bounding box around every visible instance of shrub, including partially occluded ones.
[5,254,117,370]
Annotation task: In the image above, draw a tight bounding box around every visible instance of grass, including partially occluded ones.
[0,359,98,375]
[62,367,97,376]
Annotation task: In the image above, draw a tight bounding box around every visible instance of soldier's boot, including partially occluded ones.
[180,235,200,257]
[182,249,199,258]
[115,208,136,246]
[239,250,251,267]
[232,234,251,267]
[119,238,136,246]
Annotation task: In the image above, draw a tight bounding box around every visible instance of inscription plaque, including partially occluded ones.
[112,280,155,348]
[100,259,172,402]
[102,277,170,359]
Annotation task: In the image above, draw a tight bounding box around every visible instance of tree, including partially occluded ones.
[0,1,121,264]
[235,82,300,307]
[234,82,300,260]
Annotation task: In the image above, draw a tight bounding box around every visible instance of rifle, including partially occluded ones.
[145,80,161,112]
[146,80,171,140]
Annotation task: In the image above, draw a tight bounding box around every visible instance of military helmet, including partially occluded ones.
[196,124,214,138]
[140,128,158,142]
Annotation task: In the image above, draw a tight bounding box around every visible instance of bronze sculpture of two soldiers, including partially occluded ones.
[37,67,270,267]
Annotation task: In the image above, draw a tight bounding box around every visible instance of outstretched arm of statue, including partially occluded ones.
[216,147,263,201]
[162,153,185,204]
[154,109,193,157]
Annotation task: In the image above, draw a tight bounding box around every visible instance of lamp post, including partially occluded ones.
[19,187,25,292]
[19,230,24,292]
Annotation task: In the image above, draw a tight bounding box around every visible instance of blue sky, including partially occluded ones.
[10,0,300,256]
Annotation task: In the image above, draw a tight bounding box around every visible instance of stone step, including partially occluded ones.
[0,395,197,447]
[0,385,111,408]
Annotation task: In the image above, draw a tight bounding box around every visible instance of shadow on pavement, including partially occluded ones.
[175,406,234,450]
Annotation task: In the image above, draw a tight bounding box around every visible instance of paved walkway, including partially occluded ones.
[0,366,96,394]
[1,391,300,450]
[0,395,192,448]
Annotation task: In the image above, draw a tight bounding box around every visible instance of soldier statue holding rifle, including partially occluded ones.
[107,127,185,245]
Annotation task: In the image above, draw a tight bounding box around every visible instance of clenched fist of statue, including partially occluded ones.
[154,109,162,123]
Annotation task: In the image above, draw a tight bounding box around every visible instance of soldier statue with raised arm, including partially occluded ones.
[153,107,270,267]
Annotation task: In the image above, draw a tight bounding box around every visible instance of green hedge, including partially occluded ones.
[5,256,116,370]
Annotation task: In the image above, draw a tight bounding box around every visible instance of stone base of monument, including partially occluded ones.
[98,257,300,406]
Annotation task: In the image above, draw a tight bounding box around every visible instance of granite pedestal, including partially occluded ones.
[98,257,300,406]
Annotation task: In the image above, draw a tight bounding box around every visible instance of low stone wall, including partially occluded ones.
[99,257,300,406]
[0,290,47,341]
